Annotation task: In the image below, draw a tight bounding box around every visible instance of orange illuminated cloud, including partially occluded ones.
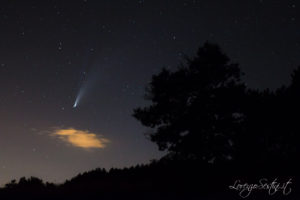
[52,128,109,149]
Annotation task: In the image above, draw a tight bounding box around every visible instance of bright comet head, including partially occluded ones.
[73,98,79,108]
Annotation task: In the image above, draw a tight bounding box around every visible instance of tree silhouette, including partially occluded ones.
[231,67,300,169]
[133,42,246,163]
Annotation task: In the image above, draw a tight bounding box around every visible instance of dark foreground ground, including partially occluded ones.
[0,160,299,200]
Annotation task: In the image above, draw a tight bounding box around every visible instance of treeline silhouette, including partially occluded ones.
[0,159,297,199]
[0,42,299,199]
[0,160,230,200]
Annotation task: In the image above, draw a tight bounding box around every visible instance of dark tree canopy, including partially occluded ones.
[232,67,300,167]
[133,42,246,163]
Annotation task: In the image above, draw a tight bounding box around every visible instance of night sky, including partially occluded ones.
[0,0,299,185]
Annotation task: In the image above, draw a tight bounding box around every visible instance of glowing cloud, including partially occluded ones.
[52,128,109,149]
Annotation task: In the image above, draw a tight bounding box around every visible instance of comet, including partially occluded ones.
[73,87,84,108]
[73,65,100,108]
[73,56,101,109]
